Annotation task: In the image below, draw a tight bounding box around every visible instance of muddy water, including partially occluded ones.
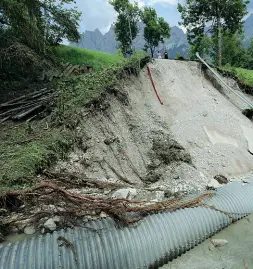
[161,214,253,269]
[2,232,39,245]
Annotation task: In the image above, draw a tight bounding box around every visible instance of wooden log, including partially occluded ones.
[0,88,48,108]
[13,104,44,120]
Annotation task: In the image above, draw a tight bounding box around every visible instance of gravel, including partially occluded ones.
[55,60,253,199]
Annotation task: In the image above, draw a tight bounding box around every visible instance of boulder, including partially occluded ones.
[112,188,137,200]
[24,226,36,235]
[44,218,57,231]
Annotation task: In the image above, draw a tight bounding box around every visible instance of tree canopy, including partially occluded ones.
[110,0,140,57]
[141,7,170,58]
[178,0,249,66]
[0,0,81,53]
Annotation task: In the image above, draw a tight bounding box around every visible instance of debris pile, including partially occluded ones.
[0,88,58,122]
[0,172,216,234]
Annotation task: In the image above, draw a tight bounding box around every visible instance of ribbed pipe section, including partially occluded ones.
[0,182,253,269]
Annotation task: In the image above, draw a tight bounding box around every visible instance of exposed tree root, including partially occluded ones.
[1,179,216,229]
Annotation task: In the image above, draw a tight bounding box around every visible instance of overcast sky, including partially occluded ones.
[74,0,253,34]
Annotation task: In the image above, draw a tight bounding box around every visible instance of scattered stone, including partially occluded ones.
[164,190,173,198]
[52,216,60,223]
[104,137,117,145]
[44,218,57,231]
[211,239,228,247]
[214,175,229,184]
[207,178,221,189]
[112,188,137,200]
[155,191,164,202]
[100,212,108,218]
[24,226,36,235]
[104,190,111,195]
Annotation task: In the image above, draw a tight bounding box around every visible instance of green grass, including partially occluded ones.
[52,45,125,71]
[0,122,73,194]
[0,52,149,195]
[222,66,253,87]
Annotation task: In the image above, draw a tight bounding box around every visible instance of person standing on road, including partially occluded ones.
[157,50,162,59]
[164,51,168,59]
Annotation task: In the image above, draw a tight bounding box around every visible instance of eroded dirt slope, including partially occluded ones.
[55,60,253,199]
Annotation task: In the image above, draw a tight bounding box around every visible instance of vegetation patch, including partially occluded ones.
[52,45,125,71]
[218,67,253,95]
[0,122,73,194]
[55,52,149,127]
[0,52,149,195]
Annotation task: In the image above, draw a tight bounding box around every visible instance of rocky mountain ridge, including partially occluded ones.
[72,15,253,58]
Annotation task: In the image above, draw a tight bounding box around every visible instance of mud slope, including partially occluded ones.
[56,60,253,197]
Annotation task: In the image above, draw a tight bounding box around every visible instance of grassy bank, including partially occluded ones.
[220,66,253,94]
[52,45,125,71]
[0,52,149,194]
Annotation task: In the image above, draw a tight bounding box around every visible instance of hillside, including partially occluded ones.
[52,45,125,71]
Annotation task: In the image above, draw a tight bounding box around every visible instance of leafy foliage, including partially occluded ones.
[178,0,249,65]
[0,0,81,53]
[110,0,140,56]
[141,7,170,58]
[211,32,249,67]
[0,52,149,192]
[188,35,212,60]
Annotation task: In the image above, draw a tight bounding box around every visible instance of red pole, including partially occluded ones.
[147,65,163,105]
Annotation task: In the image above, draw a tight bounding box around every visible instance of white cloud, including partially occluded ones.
[74,0,182,34]
[75,0,116,34]
[147,0,179,5]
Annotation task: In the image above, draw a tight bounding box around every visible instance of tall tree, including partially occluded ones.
[110,0,140,57]
[141,7,170,58]
[0,0,81,53]
[178,0,249,66]
[211,31,248,67]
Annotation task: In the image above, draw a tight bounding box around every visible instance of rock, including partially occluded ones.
[214,175,229,184]
[112,188,137,200]
[24,226,36,235]
[104,137,117,145]
[100,212,108,218]
[44,218,57,231]
[155,191,165,202]
[52,216,60,223]
[207,178,221,189]
[211,239,228,247]
[164,190,173,198]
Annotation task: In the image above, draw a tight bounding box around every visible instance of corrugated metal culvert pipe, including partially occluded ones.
[1,182,253,269]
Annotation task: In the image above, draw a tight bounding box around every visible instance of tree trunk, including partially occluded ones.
[216,0,222,67]
[151,48,154,58]
[218,19,222,66]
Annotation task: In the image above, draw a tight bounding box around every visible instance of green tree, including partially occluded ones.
[211,31,248,67]
[188,35,212,60]
[246,38,253,69]
[178,0,249,66]
[110,0,140,57]
[141,7,170,58]
[0,0,81,53]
